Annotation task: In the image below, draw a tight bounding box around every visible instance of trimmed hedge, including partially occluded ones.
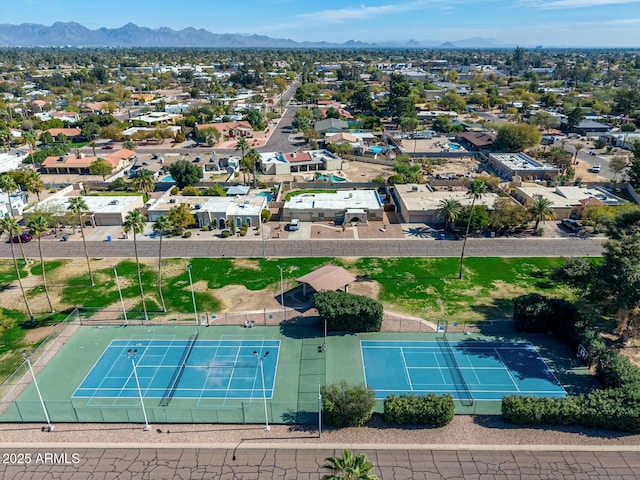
[384,394,455,427]
[596,350,640,389]
[321,381,375,427]
[314,290,383,332]
[503,387,640,433]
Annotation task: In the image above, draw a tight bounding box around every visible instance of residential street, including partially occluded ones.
[0,237,605,259]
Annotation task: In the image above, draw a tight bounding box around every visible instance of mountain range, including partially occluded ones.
[0,22,514,49]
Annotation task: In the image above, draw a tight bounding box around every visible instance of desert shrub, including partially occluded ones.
[321,381,375,427]
[182,231,192,238]
[384,394,454,427]
[239,229,247,236]
[182,186,200,196]
[221,230,231,238]
[201,225,210,231]
[170,186,179,195]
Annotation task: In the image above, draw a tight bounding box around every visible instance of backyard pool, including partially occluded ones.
[257,191,273,201]
[447,143,463,151]
[160,175,175,182]
[317,174,347,182]
[368,146,384,154]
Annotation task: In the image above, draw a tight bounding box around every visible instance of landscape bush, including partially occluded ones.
[221,230,231,238]
[595,350,640,389]
[182,231,192,238]
[321,381,375,427]
[313,290,383,332]
[384,394,455,427]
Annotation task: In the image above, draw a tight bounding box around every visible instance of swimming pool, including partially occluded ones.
[257,191,273,201]
[447,143,463,150]
[160,175,175,182]
[368,146,384,154]
[317,174,347,182]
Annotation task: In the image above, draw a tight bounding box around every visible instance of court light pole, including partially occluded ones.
[318,381,322,438]
[188,265,198,324]
[113,265,128,323]
[127,348,150,431]
[253,350,270,431]
[22,350,53,432]
[277,265,285,322]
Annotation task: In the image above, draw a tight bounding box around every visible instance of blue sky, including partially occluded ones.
[2,0,639,47]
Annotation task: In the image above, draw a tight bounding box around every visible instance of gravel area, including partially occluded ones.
[3,415,639,448]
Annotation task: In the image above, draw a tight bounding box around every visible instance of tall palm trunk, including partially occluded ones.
[133,231,148,320]
[37,236,54,312]
[9,242,34,320]
[157,234,166,312]
[458,197,477,280]
[6,194,27,264]
[77,212,95,286]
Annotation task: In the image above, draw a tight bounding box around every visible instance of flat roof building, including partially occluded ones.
[488,153,558,181]
[282,189,383,225]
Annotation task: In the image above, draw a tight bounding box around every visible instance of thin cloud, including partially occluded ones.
[520,0,639,8]
[295,1,431,24]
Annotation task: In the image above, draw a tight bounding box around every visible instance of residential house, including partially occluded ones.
[454,132,497,151]
[314,118,349,135]
[282,190,383,224]
[195,121,253,141]
[46,128,83,142]
[393,183,500,224]
[513,184,625,220]
[487,153,559,181]
[41,149,135,175]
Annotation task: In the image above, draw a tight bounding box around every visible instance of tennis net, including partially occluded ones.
[437,333,473,407]
[159,330,199,406]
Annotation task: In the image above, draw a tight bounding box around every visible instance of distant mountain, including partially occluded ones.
[0,22,513,49]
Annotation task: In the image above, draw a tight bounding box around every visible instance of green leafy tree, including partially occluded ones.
[528,196,556,231]
[202,184,226,196]
[123,209,148,321]
[323,449,378,480]
[488,197,528,233]
[168,203,194,232]
[609,156,628,181]
[314,291,383,332]
[436,198,462,231]
[0,215,33,320]
[169,159,203,189]
[459,179,487,279]
[153,215,171,312]
[28,214,54,312]
[90,158,113,180]
[123,140,137,150]
[440,92,467,113]
[68,197,95,286]
[493,123,541,152]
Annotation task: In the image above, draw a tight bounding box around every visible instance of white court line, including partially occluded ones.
[494,348,521,392]
[399,347,414,392]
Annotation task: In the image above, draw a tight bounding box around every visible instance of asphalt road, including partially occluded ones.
[1,446,638,479]
[0,237,606,259]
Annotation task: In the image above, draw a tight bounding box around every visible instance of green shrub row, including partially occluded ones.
[313,291,383,333]
[502,386,640,433]
[384,394,455,427]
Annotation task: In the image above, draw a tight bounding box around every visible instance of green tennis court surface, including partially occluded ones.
[361,339,566,402]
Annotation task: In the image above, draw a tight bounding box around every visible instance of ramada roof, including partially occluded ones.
[296,265,356,293]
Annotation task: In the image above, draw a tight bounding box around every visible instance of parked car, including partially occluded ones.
[591,163,601,173]
[10,232,32,243]
[559,218,581,233]
[287,219,300,231]
[193,157,201,163]
[101,144,114,150]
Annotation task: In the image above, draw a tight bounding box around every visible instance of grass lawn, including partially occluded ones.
[0,255,582,382]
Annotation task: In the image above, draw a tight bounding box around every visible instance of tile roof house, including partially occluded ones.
[46,128,83,140]
[41,149,135,175]
[195,121,253,140]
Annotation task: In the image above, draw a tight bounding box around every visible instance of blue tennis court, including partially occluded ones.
[361,339,566,401]
[73,336,279,403]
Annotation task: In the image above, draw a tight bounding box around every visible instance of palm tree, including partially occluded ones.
[0,174,28,264]
[528,196,556,232]
[235,137,250,164]
[132,168,155,197]
[153,215,171,313]
[0,215,34,321]
[246,148,261,187]
[28,215,54,313]
[459,178,488,279]
[573,143,584,164]
[24,170,44,202]
[436,198,462,232]
[88,141,97,157]
[23,131,37,167]
[323,449,378,480]
[67,197,95,286]
[124,209,148,321]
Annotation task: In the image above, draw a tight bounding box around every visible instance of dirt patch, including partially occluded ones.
[23,324,57,344]
[232,259,261,271]
[349,280,380,300]
[215,285,280,312]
